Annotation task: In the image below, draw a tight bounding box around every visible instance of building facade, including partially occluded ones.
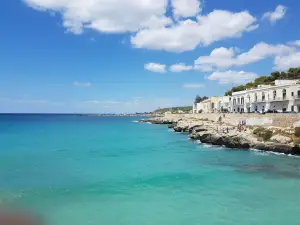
[193,96,230,113]
[231,80,300,113]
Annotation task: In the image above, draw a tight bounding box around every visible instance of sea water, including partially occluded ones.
[0,114,300,225]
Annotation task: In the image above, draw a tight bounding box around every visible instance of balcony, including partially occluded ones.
[292,95,300,100]
[269,97,289,102]
[255,98,267,103]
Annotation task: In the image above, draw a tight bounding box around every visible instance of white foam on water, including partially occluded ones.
[146,122,152,124]
[202,143,214,148]
[132,120,138,123]
[250,148,300,158]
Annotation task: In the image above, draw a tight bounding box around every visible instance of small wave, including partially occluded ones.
[132,120,138,123]
[146,122,152,124]
[251,149,300,158]
[168,129,174,132]
[202,143,214,148]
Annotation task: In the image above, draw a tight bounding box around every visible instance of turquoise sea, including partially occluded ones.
[1,114,300,225]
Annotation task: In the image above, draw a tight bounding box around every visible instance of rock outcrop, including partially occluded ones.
[139,115,300,156]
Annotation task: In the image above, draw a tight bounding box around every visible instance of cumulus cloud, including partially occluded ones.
[24,0,170,34]
[183,83,205,88]
[207,70,259,84]
[24,1,260,52]
[274,52,300,71]
[73,81,91,87]
[144,63,166,73]
[194,64,213,72]
[195,42,294,70]
[131,10,257,52]
[289,40,300,47]
[262,5,287,23]
[172,0,202,19]
[170,63,193,72]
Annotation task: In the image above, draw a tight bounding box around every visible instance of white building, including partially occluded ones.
[231,80,300,113]
[215,96,231,112]
[193,96,230,113]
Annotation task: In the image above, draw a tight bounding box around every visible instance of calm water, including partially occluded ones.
[0,114,300,225]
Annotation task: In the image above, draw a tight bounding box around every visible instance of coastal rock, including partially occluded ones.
[142,114,300,156]
[168,123,176,129]
[252,143,293,154]
[294,121,300,137]
[270,134,292,144]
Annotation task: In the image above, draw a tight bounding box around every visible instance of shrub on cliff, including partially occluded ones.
[253,127,273,142]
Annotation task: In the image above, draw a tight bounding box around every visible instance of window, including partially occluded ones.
[291,92,294,97]
[238,98,240,105]
[255,93,258,102]
[291,106,294,112]
[298,91,300,98]
[283,89,287,100]
[241,97,244,105]
[262,92,265,101]
[273,90,277,100]
[233,99,236,106]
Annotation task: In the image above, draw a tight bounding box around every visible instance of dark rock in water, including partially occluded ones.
[291,145,300,155]
[252,143,293,154]
[168,123,176,129]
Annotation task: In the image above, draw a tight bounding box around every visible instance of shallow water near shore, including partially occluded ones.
[1,114,300,225]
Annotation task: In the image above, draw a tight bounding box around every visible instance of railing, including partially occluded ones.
[269,97,288,102]
[292,95,300,100]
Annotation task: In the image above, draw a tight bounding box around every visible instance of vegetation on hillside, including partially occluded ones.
[225,68,300,96]
[194,95,209,103]
[155,106,192,114]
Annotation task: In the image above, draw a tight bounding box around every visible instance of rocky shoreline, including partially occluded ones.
[139,115,300,156]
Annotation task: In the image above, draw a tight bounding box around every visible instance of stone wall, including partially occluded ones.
[168,113,300,128]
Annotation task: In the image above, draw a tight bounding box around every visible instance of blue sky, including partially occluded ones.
[1,0,300,113]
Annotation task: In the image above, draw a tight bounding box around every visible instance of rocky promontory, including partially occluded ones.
[139,115,300,156]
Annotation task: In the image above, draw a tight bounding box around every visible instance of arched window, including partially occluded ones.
[241,97,244,105]
[262,92,265,101]
[273,90,277,100]
[283,89,287,100]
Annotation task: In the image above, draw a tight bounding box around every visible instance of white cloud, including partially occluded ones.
[207,70,259,84]
[262,5,287,23]
[144,63,166,73]
[194,64,213,72]
[195,42,294,70]
[274,52,300,71]
[170,63,193,72]
[172,0,202,19]
[289,40,300,47]
[24,0,170,34]
[183,83,205,88]
[25,1,260,53]
[131,10,257,52]
[73,81,91,87]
